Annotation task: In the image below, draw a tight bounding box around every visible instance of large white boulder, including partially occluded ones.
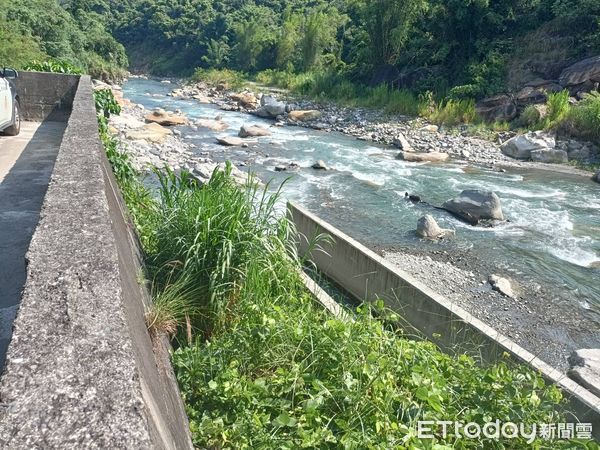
[256,95,286,118]
[501,131,556,160]
[442,190,504,224]
[125,123,172,144]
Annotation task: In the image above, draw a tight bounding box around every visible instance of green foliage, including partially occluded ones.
[543,90,572,129]
[192,68,247,90]
[354,0,428,67]
[0,10,46,68]
[428,99,478,127]
[23,60,83,75]
[94,88,121,117]
[565,92,600,141]
[518,104,544,129]
[0,0,127,80]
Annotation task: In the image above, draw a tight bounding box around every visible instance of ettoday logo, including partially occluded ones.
[417,420,592,443]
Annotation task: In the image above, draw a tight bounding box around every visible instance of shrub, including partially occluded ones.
[542,90,571,130]
[427,99,478,126]
[565,92,600,141]
[518,104,544,129]
[22,59,83,75]
[192,68,247,89]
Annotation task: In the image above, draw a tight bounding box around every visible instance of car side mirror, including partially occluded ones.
[3,68,18,79]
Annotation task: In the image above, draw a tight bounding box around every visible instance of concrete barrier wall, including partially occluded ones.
[0,75,192,448]
[13,71,79,122]
[289,201,600,436]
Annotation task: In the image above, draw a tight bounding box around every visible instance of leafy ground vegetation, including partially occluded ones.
[94,89,596,449]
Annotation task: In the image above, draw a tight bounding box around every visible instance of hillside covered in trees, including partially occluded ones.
[2,0,599,98]
[0,0,127,79]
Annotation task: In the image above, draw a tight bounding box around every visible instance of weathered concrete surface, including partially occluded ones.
[13,72,79,122]
[0,122,65,367]
[0,75,192,448]
[288,202,600,438]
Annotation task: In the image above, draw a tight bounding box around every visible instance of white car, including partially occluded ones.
[0,68,20,136]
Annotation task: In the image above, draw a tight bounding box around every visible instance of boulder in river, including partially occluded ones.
[530,148,568,164]
[488,275,516,298]
[568,348,600,398]
[312,160,328,170]
[288,110,322,122]
[396,151,449,163]
[216,136,246,146]
[256,95,286,118]
[392,133,413,152]
[239,124,271,138]
[125,122,172,144]
[442,190,504,224]
[145,109,186,126]
[196,118,229,132]
[416,215,455,240]
[501,131,556,160]
[595,170,600,183]
[230,92,258,108]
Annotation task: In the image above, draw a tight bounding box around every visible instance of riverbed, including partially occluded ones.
[121,78,600,368]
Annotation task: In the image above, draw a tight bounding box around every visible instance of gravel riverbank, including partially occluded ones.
[373,245,598,371]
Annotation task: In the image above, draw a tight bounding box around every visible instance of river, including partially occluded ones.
[123,78,600,327]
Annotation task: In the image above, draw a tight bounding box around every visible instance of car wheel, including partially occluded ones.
[4,101,21,136]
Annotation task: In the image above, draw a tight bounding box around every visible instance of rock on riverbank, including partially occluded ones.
[109,98,247,184]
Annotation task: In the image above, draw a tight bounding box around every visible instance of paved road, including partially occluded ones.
[0,121,66,366]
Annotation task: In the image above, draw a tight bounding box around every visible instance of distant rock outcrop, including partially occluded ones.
[475,95,517,122]
[559,56,600,94]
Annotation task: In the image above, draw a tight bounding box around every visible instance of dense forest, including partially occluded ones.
[1,0,599,98]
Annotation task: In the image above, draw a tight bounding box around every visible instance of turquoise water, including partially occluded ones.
[124,78,600,322]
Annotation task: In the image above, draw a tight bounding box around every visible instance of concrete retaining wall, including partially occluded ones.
[289,201,600,436]
[13,71,79,122]
[0,74,192,448]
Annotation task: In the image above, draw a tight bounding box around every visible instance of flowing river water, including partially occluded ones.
[123,78,600,330]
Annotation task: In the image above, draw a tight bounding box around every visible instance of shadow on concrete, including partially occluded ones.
[0,121,66,367]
